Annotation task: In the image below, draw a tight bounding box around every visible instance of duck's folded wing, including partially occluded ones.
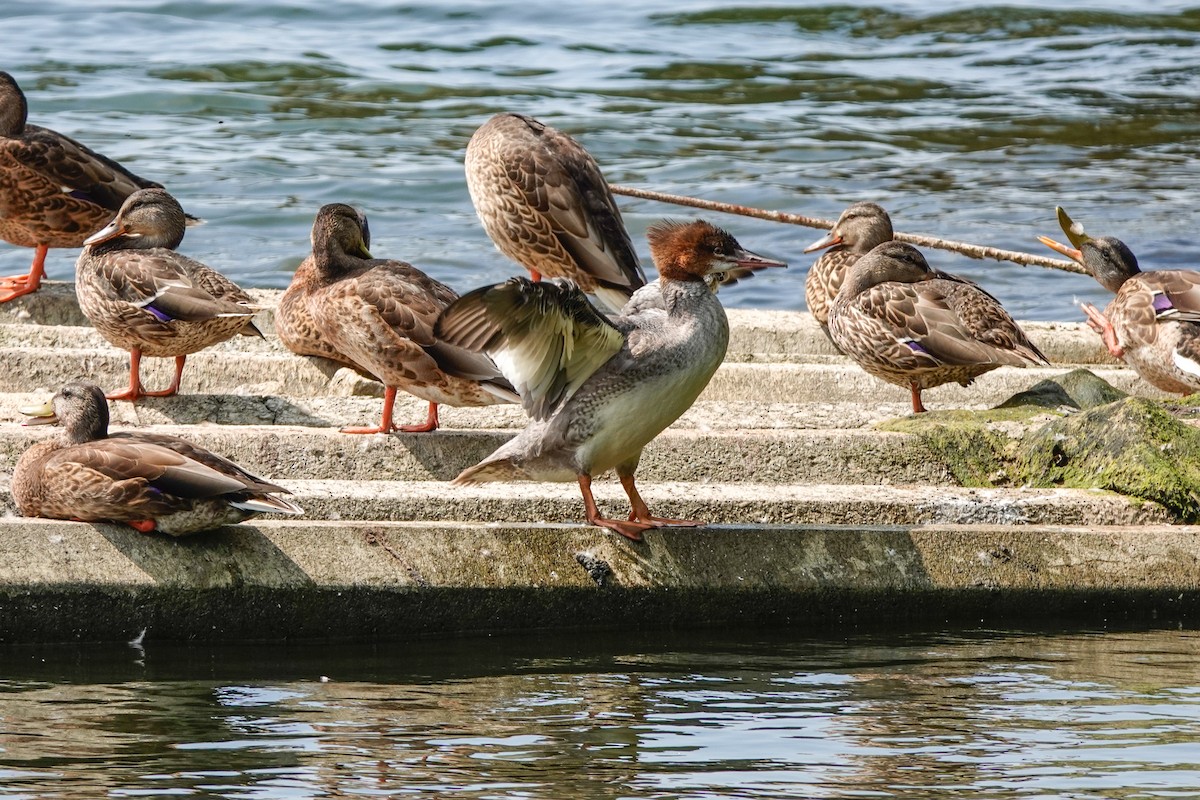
[867,284,1032,368]
[19,124,159,210]
[435,277,624,419]
[96,252,257,322]
[47,440,249,499]
[1148,272,1200,322]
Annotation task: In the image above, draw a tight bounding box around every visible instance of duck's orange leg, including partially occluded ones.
[127,519,157,533]
[577,474,652,542]
[620,473,704,528]
[398,401,440,433]
[1081,303,1124,358]
[529,269,542,282]
[139,355,187,398]
[0,245,48,303]
[107,349,150,402]
[910,383,927,414]
[342,386,401,434]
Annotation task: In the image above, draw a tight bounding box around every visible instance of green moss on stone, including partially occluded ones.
[877,370,1200,520]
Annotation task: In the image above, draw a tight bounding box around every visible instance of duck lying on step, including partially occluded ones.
[13,381,302,534]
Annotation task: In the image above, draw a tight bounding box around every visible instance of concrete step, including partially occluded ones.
[0,478,1160,528]
[1,517,1197,641]
[0,422,958,485]
[0,281,1118,366]
[0,342,1152,405]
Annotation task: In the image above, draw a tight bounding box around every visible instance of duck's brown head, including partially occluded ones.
[310,203,373,277]
[803,201,894,255]
[20,381,109,444]
[1037,206,1140,294]
[83,188,187,251]
[0,71,28,138]
[838,241,934,298]
[647,219,786,284]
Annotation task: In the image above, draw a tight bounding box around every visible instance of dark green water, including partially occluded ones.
[0,625,1197,798]
[6,1,1200,319]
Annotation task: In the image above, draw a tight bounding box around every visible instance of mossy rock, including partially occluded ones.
[1017,397,1200,521]
[880,369,1200,521]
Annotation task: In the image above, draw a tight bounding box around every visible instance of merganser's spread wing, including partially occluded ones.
[435,277,624,420]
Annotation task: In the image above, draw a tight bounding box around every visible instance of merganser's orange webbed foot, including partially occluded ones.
[578,474,651,542]
[128,519,157,533]
[621,474,704,528]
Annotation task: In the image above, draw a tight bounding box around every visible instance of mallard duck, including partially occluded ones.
[275,204,519,433]
[74,188,260,402]
[1039,206,1200,395]
[465,112,646,313]
[802,201,894,331]
[0,71,179,303]
[828,241,1049,413]
[436,219,785,541]
[12,381,302,534]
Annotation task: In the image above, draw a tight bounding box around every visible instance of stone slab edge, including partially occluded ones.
[2,519,1197,641]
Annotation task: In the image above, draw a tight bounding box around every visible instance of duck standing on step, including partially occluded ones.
[12,381,302,534]
[275,203,519,434]
[829,241,1049,413]
[465,112,646,314]
[436,219,785,541]
[75,188,260,402]
[802,201,894,338]
[1039,206,1200,395]
[0,71,191,303]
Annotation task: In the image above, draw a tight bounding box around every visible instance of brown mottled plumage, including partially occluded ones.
[465,112,645,313]
[74,188,259,401]
[12,382,302,535]
[802,201,894,332]
[0,71,174,303]
[275,203,518,434]
[1040,206,1200,395]
[828,241,1049,413]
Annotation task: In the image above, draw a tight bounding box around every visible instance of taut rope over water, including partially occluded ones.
[608,184,1086,276]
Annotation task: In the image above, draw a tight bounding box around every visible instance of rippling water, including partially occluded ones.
[5,1,1200,320]
[0,626,1197,798]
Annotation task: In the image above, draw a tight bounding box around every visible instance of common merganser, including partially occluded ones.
[436,218,785,541]
[0,71,190,303]
[74,188,259,402]
[828,240,1048,414]
[465,112,645,313]
[1039,206,1200,395]
[275,203,518,434]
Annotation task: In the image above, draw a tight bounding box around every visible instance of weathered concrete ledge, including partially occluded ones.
[0,519,1196,641]
[2,284,1196,641]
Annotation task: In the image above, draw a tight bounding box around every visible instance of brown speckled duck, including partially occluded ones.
[0,71,178,303]
[12,381,302,535]
[828,241,1049,413]
[275,203,518,434]
[464,112,646,313]
[75,188,260,401]
[803,201,894,333]
[436,219,785,541]
[1039,206,1200,395]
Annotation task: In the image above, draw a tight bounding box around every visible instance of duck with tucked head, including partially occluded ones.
[0,71,189,303]
[1039,206,1200,395]
[436,219,785,541]
[275,203,518,433]
[465,112,646,314]
[828,241,1049,413]
[12,381,302,534]
[74,188,260,402]
[802,201,894,338]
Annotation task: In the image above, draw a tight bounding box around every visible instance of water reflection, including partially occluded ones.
[0,626,1196,797]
